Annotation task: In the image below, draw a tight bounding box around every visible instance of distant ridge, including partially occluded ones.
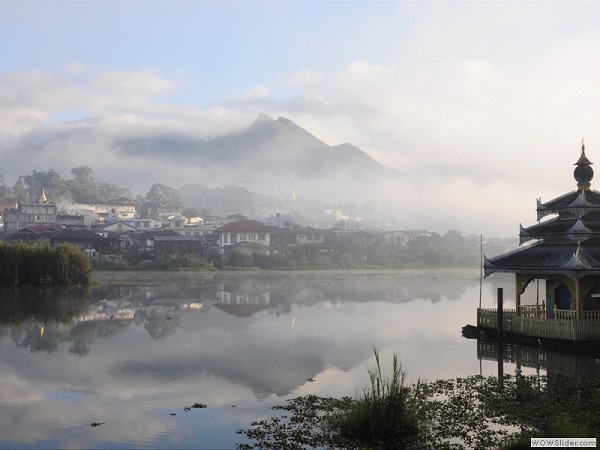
[117,114,397,179]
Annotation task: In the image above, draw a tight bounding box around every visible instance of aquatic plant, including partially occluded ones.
[237,354,600,450]
[331,348,421,448]
[0,242,91,285]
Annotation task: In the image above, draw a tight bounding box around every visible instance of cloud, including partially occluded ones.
[4,2,600,236]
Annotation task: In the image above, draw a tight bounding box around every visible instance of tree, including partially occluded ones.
[96,183,132,202]
[22,169,66,199]
[182,208,200,218]
[141,183,182,217]
[68,165,97,196]
[0,175,11,198]
[11,177,27,202]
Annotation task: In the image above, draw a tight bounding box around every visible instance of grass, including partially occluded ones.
[332,348,421,448]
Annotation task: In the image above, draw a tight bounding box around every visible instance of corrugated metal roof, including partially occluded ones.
[152,235,204,242]
[214,220,270,233]
[484,241,600,279]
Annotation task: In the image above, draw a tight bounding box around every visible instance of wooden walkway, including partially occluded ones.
[478,308,600,342]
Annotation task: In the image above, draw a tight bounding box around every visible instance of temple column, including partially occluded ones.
[515,276,521,315]
[576,278,582,320]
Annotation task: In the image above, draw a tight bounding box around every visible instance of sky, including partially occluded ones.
[2,1,600,237]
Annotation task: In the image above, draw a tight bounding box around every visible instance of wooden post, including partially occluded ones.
[497,286,504,386]
[497,287,504,338]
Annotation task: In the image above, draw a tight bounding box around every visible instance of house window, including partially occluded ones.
[249,233,256,241]
[240,233,247,241]
[231,233,238,243]
[258,233,266,241]
[143,221,150,228]
[224,234,228,244]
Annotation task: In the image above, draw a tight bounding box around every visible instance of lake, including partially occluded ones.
[1,268,598,449]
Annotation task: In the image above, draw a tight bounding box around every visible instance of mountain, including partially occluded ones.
[117,114,397,179]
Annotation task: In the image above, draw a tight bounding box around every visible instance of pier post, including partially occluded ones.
[497,288,504,385]
[497,287,503,338]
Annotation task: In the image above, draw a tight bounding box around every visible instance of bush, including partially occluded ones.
[0,241,91,285]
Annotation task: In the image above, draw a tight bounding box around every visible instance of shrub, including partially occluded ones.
[0,242,91,285]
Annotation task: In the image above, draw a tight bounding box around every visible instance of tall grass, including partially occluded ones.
[333,347,421,448]
[0,241,91,285]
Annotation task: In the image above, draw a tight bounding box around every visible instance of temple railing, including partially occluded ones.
[518,304,545,318]
[477,308,600,342]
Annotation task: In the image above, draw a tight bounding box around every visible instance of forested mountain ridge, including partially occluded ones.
[116,114,397,179]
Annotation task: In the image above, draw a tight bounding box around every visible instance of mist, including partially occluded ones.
[2,1,600,237]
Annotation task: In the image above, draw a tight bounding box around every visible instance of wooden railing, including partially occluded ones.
[477,308,600,342]
[519,304,545,318]
[553,309,600,320]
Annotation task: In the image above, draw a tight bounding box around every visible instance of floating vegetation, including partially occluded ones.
[184,402,207,412]
[237,350,600,449]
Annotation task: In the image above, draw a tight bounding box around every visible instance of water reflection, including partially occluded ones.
[477,340,600,379]
[0,269,595,449]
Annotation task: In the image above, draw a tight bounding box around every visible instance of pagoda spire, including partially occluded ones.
[574,139,594,191]
[39,187,48,203]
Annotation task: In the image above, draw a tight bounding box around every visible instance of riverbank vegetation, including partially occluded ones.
[0,242,92,285]
[237,351,600,449]
[95,229,484,271]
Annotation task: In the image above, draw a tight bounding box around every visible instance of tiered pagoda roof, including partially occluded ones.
[484,143,600,279]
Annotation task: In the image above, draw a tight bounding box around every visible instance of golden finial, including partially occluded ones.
[39,187,48,203]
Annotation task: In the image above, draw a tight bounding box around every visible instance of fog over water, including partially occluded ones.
[0,269,596,449]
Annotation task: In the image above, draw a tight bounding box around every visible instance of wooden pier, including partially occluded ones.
[478,307,600,343]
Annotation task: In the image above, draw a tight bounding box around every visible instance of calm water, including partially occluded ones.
[0,269,598,449]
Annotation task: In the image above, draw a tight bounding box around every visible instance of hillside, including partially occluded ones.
[117,114,397,179]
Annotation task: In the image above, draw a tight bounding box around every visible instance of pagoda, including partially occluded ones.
[481,142,600,342]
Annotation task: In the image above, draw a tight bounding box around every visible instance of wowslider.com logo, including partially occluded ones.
[531,438,597,448]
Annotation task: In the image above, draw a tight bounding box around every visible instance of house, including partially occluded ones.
[56,214,85,227]
[5,224,65,242]
[480,142,600,343]
[164,215,187,231]
[377,230,411,248]
[91,221,137,236]
[225,241,271,258]
[71,195,137,225]
[49,228,121,260]
[121,218,162,231]
[296,227,326,245]
[225,213,248,222]
[151,234,205,258]
[3,189,57,234]
[265,213,294,228]
[214,219,271,249]
[129,229,206,258]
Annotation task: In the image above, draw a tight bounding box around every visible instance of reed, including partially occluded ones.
[332,347,421,448]
[0,242,91,285]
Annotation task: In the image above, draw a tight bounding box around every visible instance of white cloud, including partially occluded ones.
[3,2,600,236]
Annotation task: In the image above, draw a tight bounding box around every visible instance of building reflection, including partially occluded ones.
[476,339,600,379]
